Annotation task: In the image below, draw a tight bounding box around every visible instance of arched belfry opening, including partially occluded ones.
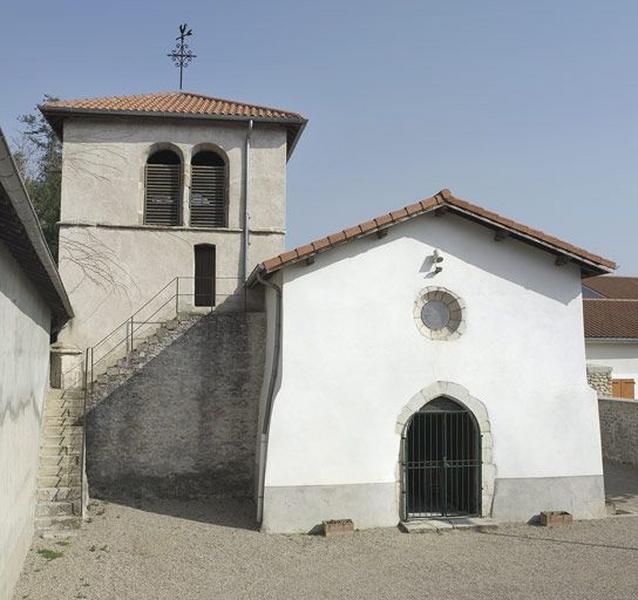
[402,397,481,519]
[145,149,182,226]
[190,149,227,228]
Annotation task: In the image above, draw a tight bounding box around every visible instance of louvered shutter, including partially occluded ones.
[145,164,181,226]
[190,165,226,228]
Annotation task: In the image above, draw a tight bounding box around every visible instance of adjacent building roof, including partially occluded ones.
[583,299,638,340]
[0,127,73,328]
[40,91,307,157]
[247,189,615,285]
[583,276,638,300]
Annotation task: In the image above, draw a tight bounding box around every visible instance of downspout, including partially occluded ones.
[255,271,283,524]
[243,119,254,282]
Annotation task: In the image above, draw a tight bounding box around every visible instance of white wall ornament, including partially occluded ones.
[414,287,465,340]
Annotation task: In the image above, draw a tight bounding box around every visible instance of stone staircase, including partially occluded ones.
[35,388,84,533]
[87,314,203,408]
[36,313,204,532]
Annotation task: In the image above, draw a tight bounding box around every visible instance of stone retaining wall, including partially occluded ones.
[599,397,638,466]
[86,312,266,500]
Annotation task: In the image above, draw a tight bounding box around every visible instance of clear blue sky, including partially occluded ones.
[2,0,636,272]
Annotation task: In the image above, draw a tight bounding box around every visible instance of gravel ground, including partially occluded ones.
[13,497,638,600]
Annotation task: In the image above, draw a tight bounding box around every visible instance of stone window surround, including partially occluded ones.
[141,141,229,228]
[414,286,466,340]
[395,381,495,518]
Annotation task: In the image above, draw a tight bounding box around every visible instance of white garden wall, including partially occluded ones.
[0,242,51,598]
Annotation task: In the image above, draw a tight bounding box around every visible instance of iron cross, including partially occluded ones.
[167,24,197,90]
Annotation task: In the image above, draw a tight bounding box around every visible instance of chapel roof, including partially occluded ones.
[583,299,638,339]
[247,189,616,285]
[40,91,307,157]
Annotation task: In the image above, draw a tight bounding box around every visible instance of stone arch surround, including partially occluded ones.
[395,381,496,518]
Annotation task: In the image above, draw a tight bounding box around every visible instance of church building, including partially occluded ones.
[39,92,615,534]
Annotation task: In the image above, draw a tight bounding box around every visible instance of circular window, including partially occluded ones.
[414,287,465,340]
[421,300,451,330]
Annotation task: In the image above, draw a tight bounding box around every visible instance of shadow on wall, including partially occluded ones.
[286,212,582,306]
[85,311,266,528]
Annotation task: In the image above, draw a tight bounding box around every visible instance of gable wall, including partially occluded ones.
[261,213,604,531]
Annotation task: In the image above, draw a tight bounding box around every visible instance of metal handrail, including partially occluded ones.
[77,275,246,513]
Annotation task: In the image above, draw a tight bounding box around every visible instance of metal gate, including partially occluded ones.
[402,397,481,519]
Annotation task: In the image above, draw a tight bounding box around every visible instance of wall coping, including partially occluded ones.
[587,365,613,374]
[599,396,638,405]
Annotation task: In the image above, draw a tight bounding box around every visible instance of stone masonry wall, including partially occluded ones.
[86,312,266,500]
[587,365,612,397]
[599,398,638,466]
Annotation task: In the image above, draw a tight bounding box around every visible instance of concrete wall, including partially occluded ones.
[0,242,52,599]
[87,312,266,500]
[260,213,605,532]
[57,117,287,358]
[599,397,638,466]
[586,342,638,399]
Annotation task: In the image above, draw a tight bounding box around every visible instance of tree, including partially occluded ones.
[12,95,62,258]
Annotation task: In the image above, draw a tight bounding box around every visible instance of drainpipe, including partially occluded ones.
[255,271,283,524]
[243,119,254,282]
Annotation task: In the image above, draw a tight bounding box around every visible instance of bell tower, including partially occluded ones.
[41,91,306,353]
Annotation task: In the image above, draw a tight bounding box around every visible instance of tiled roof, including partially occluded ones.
[40,91,307,156]
[41,91,305,121]
[248,189,615,284]
[583,276,638,300]
[584,299,638,339]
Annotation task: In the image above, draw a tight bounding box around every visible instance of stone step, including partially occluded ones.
[42,433,83,444]
[38,474,82,488]
[43,424,83,434]
[37,486,81,502]
[43,419,82,430]
[40,445,82,457]
[38,464,80,477]
[399,517,498,534]
[35,515,82,532]
[39,454,81,467]
[36,501,80,517]
[44,407,82,417]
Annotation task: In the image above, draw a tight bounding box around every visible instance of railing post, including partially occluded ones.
[129,316,134,352]
[90,347,94,394]
[176,277,180,317]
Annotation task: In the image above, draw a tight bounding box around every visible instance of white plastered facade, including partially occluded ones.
[259,213,606,532]
[57,117,287,357]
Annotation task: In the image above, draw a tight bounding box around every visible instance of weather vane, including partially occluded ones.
[167,24,197,90]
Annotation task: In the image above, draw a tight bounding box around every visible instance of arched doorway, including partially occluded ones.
[402,397,481,519]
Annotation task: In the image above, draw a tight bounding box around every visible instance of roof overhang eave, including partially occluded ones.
[247,201,615,286]
[40,106,308,158]
[0,128,73,324]
[446,204,616,276]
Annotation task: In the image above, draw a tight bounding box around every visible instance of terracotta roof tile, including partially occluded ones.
[583,276,638,300]
[247,189,615,284]
[41,91,305,121]
[584,299,638,338]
